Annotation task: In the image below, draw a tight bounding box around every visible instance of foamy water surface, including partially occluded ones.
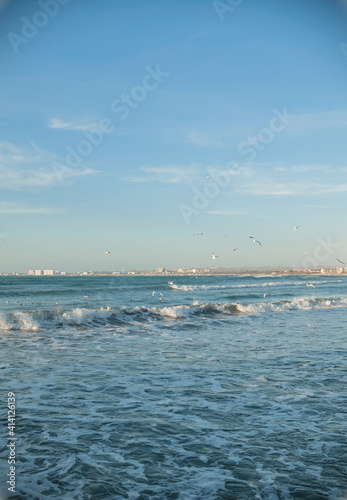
[0,275,346,499]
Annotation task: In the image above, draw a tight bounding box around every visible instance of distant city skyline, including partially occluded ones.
[1,0,347,272]
[1,262,346,278]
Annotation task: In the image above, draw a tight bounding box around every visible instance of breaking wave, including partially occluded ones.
[1,296,347,332]
[169,281,341,292]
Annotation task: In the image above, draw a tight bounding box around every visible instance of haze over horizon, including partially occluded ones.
[1,0,347,273]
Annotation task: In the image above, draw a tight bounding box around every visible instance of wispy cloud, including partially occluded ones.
[187,130,225,149]
[239,182,347,196]
[126,160,346,197]
[48,118,99,131]
[0,165,95,190]
[233,161,347,196]
[239,183,301,196]
[126,162,255,185]
[207,210,246,215]
[167,109,347,148]
[288,110,347,132]
[299,204,330,209]
[207,164,254,178]
[126,165,199,184]
[273,163,334,173]
[0,202,65,214]
[0,141,95,191]
[0,141,30,164]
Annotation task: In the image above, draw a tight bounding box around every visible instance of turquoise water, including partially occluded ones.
[1,275,346,499]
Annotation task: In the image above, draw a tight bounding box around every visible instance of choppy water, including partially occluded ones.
[0,274,346,499]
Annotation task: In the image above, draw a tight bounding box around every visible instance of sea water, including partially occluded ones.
[0,274,346,499]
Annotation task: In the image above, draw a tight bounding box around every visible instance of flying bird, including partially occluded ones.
[105,251,111,257]
[249,236,262,246]
[206,175,211,180]
[193,233,203,236]
[306,284,316,289]
[292,223,300,230]
[212,252,218,259]
[152,291,156,296]
[232,248,238,251]
[336,258,346,266]
[263,293,270,298]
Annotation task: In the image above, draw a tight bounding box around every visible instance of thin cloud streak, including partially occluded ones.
[288,110,347,132]
[0,165,95,191]
[207,210,247,215]
[0,203,65,214]
[126,165,199,184]
[165,109,347,149]
[48,118,99,131]
[188,130,225,149]
[0,141,96,191]
[239,182,347,196]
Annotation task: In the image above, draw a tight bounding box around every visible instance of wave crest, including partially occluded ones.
[169,281,340,292]
[1,297,346,332]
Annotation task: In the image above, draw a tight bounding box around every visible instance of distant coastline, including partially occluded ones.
[1,267,347,277]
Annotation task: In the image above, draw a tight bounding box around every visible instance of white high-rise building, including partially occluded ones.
[43,270,54,276]
[34,270,42,276]
[28,270,34,275]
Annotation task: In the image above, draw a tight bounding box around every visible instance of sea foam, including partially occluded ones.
[1,296,347,332]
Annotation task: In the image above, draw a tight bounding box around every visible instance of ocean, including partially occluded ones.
[0,274,346,499]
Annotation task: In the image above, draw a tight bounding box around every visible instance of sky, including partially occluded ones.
[0,0,347,272]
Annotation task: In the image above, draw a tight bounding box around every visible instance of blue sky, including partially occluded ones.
[1,0,347,272]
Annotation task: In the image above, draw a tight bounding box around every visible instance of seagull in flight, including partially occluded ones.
[249,236,262,246]
[336,258,346,266]
[232,248,238,251]
[193,233,203,236]
[263,293,270,298]
[105,251,111,257]
[306,284,316,289]
[212,252,218,259]
[292,223,300,230]
[206,175,211,180]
